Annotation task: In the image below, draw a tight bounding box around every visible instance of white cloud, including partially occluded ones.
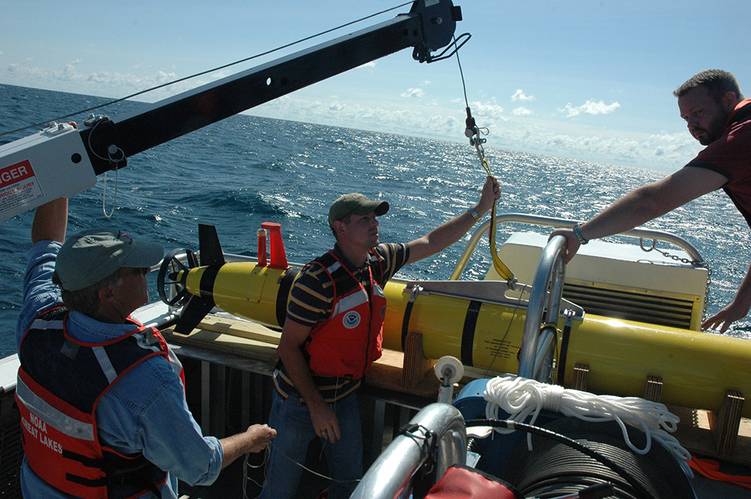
[511,89,535,102]
[2,56,693,171]
[470,99,504,116]
[2,60,207,100]
[561,99,621,118]
[84,69,178,89]
[530,126,701,168]
[512,106,532,116]
[422,80,431,86]
[61,59,82,80]
[401,87,424,98]
[242,91,704,170]
[247,90,703,170]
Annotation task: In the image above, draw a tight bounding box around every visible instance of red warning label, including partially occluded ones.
[0,160,34,187]
[0,159,43,217]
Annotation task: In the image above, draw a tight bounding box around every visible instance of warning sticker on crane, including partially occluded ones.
[0,160,43,216]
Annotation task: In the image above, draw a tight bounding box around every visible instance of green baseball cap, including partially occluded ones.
[55,230,164,291]
[328,193,389,227]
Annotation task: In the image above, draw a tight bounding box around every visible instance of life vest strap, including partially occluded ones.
[64,473,108,488]
[272,368,361,403]
[62,448,104,468]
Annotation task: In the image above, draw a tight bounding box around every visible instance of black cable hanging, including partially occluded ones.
[0,1,413,139]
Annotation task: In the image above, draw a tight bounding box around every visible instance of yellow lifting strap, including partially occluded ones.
[451,37,514,283]
[477,155,514,282]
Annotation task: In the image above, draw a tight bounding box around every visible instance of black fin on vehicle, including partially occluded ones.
[198,224,226,266]
[174,295,215,334]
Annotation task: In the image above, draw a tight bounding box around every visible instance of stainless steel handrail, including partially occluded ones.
[449,212,705,280]
[352,403,466,499]
[517,235,567,380]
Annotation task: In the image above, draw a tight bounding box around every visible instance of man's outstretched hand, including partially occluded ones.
[549,228,580,264]
[702,301,750,333]
[477,176,501,214]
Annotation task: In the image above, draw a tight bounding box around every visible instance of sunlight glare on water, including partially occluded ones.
[1,84,749,357]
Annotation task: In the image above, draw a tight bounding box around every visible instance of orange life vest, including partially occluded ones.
[305,251,387,379]
[17,306,184,498]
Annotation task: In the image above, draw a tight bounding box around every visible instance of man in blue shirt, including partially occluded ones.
[17,198,276,498]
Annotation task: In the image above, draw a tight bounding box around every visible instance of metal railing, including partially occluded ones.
[517,235,567,381]
[449,213,705,281]
[352,403,466,499]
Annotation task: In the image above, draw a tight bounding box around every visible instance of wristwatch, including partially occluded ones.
[467,207,481,222]
[573,224,589,245]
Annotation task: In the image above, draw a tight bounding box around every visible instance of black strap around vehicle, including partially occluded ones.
[275,267,300,327]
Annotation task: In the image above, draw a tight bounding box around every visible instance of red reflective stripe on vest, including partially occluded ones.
[306,252,387,379]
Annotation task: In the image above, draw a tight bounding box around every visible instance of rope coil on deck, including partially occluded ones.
[483,375,692,477]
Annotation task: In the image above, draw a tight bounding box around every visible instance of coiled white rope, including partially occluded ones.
[484,375,693,477]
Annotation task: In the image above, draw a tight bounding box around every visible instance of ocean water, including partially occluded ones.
[1,83,750,357]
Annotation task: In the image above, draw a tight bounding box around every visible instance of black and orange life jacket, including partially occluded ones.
[16,306,184,498]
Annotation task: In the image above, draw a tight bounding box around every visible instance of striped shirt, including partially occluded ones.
[287,243,409,327]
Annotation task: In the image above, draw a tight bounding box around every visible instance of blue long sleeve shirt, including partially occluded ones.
[17,240,223,498]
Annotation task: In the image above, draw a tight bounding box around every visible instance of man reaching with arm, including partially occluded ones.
[551,69,750,333]
[17,197,276,498]
[260,175,501,499]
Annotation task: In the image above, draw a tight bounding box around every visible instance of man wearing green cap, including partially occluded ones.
[17,198,276,498]
[261,176,501,499]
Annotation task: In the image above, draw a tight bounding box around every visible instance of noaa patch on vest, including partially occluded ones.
[342,310,361,329]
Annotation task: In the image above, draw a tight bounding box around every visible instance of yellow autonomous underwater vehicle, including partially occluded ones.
[157,221,751,419]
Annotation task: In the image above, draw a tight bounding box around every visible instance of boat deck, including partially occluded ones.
[0,304,748,497]
[162,312,751,498]
[169,341,751,498]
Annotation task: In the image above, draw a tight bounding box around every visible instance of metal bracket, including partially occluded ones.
[644,375,663,402]
[573,363,590,391]
[410,0,461,62]
[709,390,745,456]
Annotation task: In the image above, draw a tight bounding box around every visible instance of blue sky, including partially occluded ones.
[1,0,747,170]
